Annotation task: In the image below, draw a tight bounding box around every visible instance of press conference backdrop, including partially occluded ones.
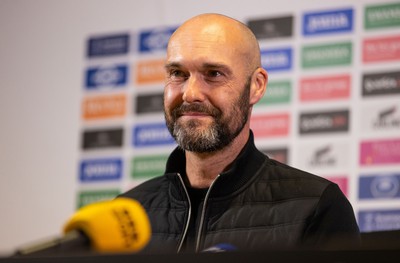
[1,0,400,256]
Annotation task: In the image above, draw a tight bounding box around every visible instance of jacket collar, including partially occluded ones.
[165,130,268,199]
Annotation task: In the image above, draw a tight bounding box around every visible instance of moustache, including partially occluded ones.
[171,104,221,118]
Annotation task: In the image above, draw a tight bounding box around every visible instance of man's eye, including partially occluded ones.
[169,70,187,79]
[206,70,222,78]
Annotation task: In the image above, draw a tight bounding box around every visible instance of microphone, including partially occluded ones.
[15,198,151,256]
[202,243,237,253]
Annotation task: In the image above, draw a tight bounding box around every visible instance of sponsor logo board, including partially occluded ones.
[80,158,123,182]
[85,65,128,89]
[365,3,400,29]
[362,70,400,97]
[247,15,293,39]
[358,209,400,232]
[300,75,350,102]
[131,155,168,179]
[360,103,400,133]
[363,35,400,63]
[258,80,291,105]
[133,123,175,147]
[87,33,129,57]
[299,109,349,135]
[82,127,124,150]
[297,142,350,171]
[261,48,292,72]
[302,42,352,68]
[135,93,164,114]
[359,174,400,199]
[360,138,400,166]
[251,113,290,138]
[303,8,353,36]
[77,189,121,209]
[82,94,126,120]
[135,59,166,84]
[139,26,177,53]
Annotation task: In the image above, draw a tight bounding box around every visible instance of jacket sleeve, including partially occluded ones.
[301,183,361,250]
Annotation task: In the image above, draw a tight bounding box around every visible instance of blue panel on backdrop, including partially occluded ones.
[133,123,175,147]
[261,48,292,72]
[359,174,400,199]
[87,33,130,57]
[139,26,178,53]
[358,209,400,232]
[303,8,354,36]
[85,65,128,89]
[80,158,123,182]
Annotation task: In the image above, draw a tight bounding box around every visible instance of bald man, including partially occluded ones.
[120,13,360,253]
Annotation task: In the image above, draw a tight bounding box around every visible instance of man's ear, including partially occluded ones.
[249,67,268,105]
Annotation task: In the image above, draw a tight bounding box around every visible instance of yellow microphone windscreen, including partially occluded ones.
[63,198,151,253]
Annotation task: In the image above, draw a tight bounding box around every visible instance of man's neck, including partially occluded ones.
[185,129,250,188]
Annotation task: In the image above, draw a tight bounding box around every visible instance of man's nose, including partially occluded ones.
[182,76,206,103]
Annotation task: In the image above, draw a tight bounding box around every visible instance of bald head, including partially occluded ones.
[168,13,261,75]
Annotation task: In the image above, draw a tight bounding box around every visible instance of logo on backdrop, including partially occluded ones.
[135,93,164,114]
[302,42,352,68]
[297,141,349,171]
[358,209,400,232]
[82,94,126,120]
[80,158,123,182]
[139,26,177,53]
[300,75,350,102]
[257,80,291,106]
[251,113,290,138]
[131,154,169,179]
[363,35,400,63]
[247,15,293,39]
[85,65,128,89]
[133,123,175,147]
[299,109,349,134]
[302,8,353,36]
[77,189,121,209]
[360,103,400,133]
[362,70,400,97]
[81,127,124,150]
[359,174,400,199]
[260,48,292,72]
[87,33,130,57]
[135,59,166,84]
[365,2,400,30]
[360,138,400,166]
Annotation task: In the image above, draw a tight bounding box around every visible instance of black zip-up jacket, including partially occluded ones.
[120,132,360,253]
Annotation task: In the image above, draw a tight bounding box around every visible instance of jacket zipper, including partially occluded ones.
[195,174,221,252]
[176,173,191,253]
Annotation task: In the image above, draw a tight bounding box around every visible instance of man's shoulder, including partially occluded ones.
[258,157,335,197]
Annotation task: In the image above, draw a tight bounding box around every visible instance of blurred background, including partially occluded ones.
[1,0,399,256]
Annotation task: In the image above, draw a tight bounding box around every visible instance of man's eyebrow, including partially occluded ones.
[164,62,182,70]
[202,63,232,74]
[164,62,232,74]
